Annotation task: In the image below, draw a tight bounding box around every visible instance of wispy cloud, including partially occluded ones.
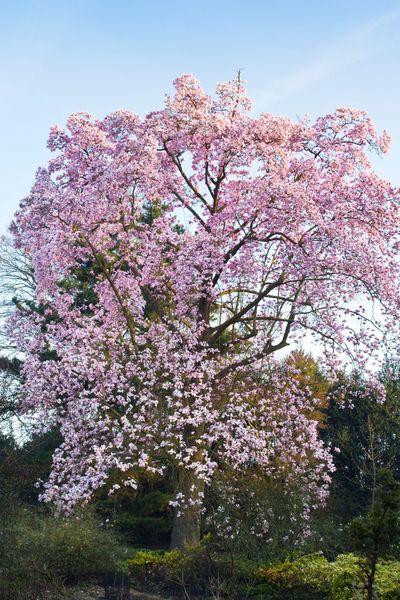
[252,10,400,109]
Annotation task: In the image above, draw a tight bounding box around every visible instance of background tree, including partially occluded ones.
[0,235,35,431]
[324,364,400,521]
[9,75,400,548]
[350,468,400,600]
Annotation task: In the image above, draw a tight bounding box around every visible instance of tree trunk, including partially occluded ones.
[170,467,205,549]
[366,556,377,600]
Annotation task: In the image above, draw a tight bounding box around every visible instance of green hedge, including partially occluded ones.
[125,546,400,599]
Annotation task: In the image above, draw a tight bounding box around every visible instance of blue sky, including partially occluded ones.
[1,0,399,232]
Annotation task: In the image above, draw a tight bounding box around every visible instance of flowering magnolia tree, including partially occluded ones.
[9,75,400,548]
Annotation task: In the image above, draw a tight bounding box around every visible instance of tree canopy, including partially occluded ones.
[8,75,400,546]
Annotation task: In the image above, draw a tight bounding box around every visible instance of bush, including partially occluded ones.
[374,560,400,600]
[0,505,124,599]
[257,553,400,600]
[257,553,330,599]
[125,535,256,597]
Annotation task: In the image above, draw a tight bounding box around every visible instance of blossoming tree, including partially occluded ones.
[9,75,400,548]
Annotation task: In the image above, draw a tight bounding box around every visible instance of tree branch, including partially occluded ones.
[208,274,285,345]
